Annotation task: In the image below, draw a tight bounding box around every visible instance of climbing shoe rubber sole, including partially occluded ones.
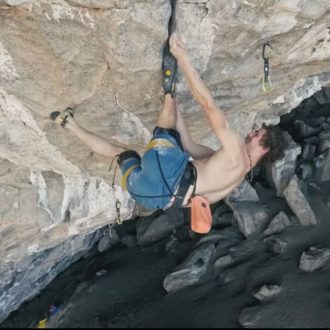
[162,42,177,97]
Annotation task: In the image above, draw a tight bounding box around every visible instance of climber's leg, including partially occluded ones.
[50,109,128,158]
[157,94,177,130]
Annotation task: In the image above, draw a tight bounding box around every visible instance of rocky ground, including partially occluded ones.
[1,181,330,328]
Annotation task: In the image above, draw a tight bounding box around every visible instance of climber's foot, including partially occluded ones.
[50,107,74,128]
[162,40,177,97]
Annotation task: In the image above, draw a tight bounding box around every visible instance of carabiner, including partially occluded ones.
[115,200,122,224]
[262,41,272,92]
[262,41,272,60]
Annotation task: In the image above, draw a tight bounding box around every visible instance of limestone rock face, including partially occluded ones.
[1,0,330,322]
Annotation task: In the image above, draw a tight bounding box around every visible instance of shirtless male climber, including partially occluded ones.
[50,34,286,233]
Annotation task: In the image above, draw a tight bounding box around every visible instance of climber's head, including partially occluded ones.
[245,124,286,163]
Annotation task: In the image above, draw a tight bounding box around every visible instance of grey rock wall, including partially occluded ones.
[1,0,330,322]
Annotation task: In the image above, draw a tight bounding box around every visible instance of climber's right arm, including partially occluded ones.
[176,106,215,160]
[170,35,243,154]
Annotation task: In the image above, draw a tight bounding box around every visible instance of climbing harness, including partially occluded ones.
[172,162,196,208]
[119,139,178,199]
[117,143,195,209]
[115,148,210,233]
[262,41,272,92]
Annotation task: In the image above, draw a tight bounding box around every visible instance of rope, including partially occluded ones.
[107,154,122,227]
[156,150,173,195]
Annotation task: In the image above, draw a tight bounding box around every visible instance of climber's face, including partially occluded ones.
[246,128,265,143]
[245,128,269,155]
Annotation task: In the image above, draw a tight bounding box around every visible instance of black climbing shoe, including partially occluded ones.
[162,41,177,97]
[50,107,74,128]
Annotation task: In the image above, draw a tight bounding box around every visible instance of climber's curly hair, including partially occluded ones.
[260,123,286,163]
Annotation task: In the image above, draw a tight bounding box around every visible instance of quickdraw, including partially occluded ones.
[262,41,272,92]
[106,154,123,232]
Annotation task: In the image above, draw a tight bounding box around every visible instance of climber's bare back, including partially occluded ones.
[183,132,249,206]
